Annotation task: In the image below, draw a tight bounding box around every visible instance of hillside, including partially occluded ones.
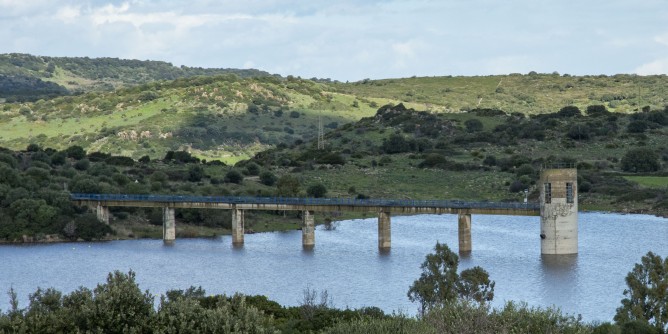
[2,57,668,165]
[0,53,272,102]
[336,74,668,114]
[0,74,384,164]
[252,103,668,215]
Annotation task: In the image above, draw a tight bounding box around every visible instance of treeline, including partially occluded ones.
[2,248,665,333]
[0,75,70,103]
[0,53,275,101]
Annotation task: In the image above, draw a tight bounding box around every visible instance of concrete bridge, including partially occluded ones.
[70,168,578,255]
[70,194,539,253]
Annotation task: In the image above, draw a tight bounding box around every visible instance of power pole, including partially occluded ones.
[317,114,325,150]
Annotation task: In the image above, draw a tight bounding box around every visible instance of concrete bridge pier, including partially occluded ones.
[96,204,110,225]
[378,211,391,250]
[163,207,175,243]
[302,211,315,248]
[232,207,245,246]
[458,213,472,254]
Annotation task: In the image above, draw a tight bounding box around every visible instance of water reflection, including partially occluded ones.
[540,254,579,312]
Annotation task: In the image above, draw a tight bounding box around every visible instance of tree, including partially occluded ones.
[65,145,86,160]
[464,119,484,133]
[557,106,582,117]
[306,183,327,198]
[614,252,668,333]
[259,171,277,186]
[621,148,661,173]
[276,175,300,197]
[457,267,495,304]
[586,105,609,117]
[408,242,460,315]
[407,242,495,316]
[224,170,243,184]
[188,165,205,182]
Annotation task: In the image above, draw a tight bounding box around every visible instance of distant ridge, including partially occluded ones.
[0,53,275,102]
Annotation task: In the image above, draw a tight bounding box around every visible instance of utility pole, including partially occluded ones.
[317,114,325,150]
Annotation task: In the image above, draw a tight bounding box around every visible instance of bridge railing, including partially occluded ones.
[70,193,540,210]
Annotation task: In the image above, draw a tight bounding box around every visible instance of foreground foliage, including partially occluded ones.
[2,251,667,333]
[614,252,668,333]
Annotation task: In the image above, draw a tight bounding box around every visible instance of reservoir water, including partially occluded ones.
[1,212,666,322]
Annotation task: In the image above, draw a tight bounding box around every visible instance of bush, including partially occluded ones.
[627,120,649,133]
[259,171,277,186]
[306,183,327,198]
[224,170,243,184]
[621,148,660,173]
[464,119,484,133]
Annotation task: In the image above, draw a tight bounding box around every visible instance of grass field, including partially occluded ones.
[624,176,668,188]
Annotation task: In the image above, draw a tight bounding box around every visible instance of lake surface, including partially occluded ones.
[1,212,667,322]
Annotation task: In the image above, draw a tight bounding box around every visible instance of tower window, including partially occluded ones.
[566,182,574,203]
[544,183,552,204]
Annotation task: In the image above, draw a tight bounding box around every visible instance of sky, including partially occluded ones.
[1,0,667,81]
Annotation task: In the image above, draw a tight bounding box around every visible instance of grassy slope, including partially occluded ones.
[335,74,668,114]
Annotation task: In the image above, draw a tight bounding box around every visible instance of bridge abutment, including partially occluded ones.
[163,207,175,243]
[96,204,110,225]
[302,211,315,248]
[378,211,391,249]
[232,207,245,246]
[458,213,472,254]
[539,168,578,255]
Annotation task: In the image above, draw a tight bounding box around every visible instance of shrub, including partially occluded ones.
[224,170,243,184]
[621,148,660,173]
[259,171,277,186]
[306,183,327,198]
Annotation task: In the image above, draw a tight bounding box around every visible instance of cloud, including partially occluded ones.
[55,5,81,24]
[635,59,668,75]
[654,33,668,46]
[1,0,667,80]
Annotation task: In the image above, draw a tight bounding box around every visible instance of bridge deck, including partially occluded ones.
[71,193,540,216]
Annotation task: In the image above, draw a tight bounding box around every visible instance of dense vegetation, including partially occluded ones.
[1,247,665,333]
[0,53,273,102]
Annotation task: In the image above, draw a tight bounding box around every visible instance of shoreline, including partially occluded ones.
[1,208,666,245]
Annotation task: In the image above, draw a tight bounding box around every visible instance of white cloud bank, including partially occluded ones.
[1,0,667,80]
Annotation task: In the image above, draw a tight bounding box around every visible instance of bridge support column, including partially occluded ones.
[302,211,315,248]
[458,213,472,254]
[96,204,110,225]
[163,207,175,243]
[378,211,391,250]
[232,207,245,246]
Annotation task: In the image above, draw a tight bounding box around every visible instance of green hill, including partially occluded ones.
[0,55,666,229]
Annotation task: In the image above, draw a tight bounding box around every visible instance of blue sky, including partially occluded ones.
[1,0,667,81]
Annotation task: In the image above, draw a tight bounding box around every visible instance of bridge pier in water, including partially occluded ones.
[302,211,315,248]
[378,211,391,250]
[163,207,175,243]
[458,213,472,254]
[232,207,245,246]
[96,204,110,225]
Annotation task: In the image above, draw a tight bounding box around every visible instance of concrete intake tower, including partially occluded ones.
[539,168,578,255]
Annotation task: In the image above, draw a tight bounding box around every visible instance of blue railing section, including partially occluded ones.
[70,193,540,211]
